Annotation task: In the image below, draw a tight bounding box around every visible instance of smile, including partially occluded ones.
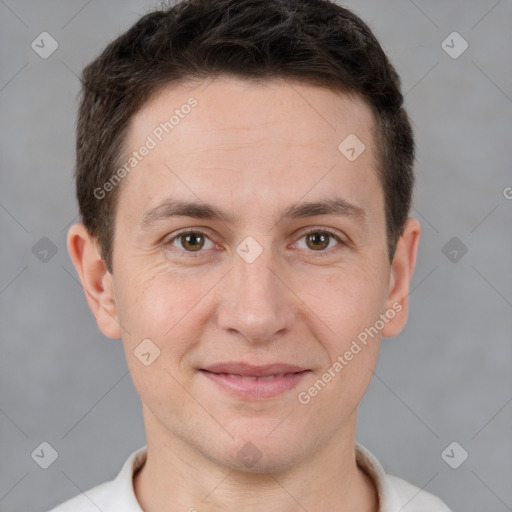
[199,364,311,399]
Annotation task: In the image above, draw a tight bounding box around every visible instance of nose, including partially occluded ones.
[216,244,295,344]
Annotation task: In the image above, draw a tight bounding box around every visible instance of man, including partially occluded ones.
[50,0,453,510]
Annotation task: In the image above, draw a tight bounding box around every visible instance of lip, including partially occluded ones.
[199,362,311,399]
[202,362,307,377]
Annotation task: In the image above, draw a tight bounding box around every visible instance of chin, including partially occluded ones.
[218,427,309,474]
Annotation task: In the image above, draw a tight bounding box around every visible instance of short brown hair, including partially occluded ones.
[76,0,414,273]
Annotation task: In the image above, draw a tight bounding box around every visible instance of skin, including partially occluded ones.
[68,75,420,512]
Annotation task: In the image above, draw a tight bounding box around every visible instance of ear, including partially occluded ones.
[66,223,122,339]
[381,217,421,338]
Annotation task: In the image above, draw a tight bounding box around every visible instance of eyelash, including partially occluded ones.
[164,227,345,258]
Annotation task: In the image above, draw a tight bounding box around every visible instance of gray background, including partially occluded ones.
[1,1,511,511]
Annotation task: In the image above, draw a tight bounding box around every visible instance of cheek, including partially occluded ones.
[301,261,389,336]
[115,262,219,381]
[116,260,196,332]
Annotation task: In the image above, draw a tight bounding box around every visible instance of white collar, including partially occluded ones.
[102,442,450,511]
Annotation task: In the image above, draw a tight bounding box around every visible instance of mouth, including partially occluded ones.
[199,363,311,399]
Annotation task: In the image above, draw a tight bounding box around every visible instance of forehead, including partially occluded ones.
[125,76,376,159]
[117,76,381,223]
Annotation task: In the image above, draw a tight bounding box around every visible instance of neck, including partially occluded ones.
[133,411,378,512]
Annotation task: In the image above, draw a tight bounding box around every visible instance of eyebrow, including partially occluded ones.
[139,197,367,230]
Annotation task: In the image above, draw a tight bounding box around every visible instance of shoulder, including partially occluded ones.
[355,442,454,512]
[45,480,117,512]
[44,445,147,512]
[385,474,454,512]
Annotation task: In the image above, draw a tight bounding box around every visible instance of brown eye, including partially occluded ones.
[305,232,331,251]
[296,228,343,253]
[167,230,214,254]
[179,232,205,251]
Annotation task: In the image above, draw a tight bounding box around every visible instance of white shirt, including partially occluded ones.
[47,443,453,511]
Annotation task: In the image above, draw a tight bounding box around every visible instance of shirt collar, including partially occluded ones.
[355,441,402,510]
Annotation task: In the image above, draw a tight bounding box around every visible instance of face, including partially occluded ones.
[69,76,419,473]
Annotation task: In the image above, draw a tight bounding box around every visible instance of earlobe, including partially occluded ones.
[381,217,421,338]
[66,223,122,339]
